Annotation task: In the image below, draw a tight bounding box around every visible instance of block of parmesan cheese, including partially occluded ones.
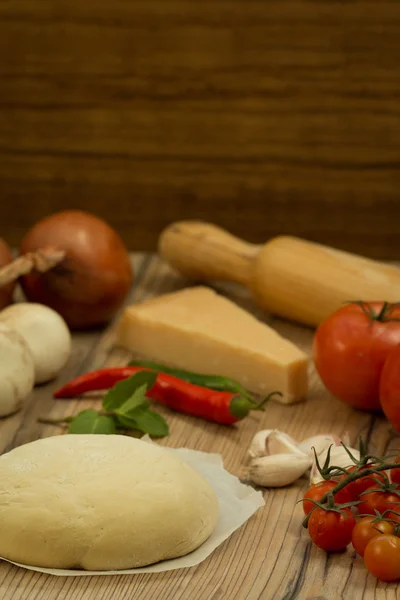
[116,287,309,404]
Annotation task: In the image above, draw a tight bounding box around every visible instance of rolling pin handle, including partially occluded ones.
[158,221,260,287]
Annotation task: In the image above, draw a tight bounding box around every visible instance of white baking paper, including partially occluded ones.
[1,444,265,576]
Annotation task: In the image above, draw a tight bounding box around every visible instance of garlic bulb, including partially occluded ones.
[298,434,342,459]
[247,429,311,487]
[310,444,361,485]
[246,428,358,489]
[248,453,312,488]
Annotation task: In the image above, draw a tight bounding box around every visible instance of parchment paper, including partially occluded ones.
[1,443,265,576]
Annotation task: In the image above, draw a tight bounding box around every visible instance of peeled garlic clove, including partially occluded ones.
[298,434,342,459]
[267,430,307,456]
[310,445,360,485]
[248,453,312,488]
[248,429,274,459]
[248,429,306,460]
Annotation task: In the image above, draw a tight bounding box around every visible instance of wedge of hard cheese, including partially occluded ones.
[117,287,309,404]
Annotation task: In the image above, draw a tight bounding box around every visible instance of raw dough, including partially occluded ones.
[0,435,219,570]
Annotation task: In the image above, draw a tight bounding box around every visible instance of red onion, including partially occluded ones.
[18,210,134,329]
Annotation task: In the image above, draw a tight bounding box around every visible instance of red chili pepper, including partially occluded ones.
[54,366,276,425]
[54,367,147,398]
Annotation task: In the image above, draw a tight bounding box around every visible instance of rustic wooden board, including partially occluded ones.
[1,1,400,258]
[0,253,398,600]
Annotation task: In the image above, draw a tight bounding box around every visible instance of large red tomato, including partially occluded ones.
[380,345,400,433]
[313,302,400,411]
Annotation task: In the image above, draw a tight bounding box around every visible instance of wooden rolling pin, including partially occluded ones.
[158,221,400,327]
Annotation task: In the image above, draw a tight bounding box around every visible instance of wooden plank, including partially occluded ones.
[0,253,397,599]
[1,0,400,258]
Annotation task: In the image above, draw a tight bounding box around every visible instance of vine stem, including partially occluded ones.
[303,462,400,529]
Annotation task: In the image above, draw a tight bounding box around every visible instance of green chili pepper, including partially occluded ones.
[127,359,259,404]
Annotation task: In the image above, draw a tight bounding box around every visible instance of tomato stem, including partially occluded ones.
[345,300,400,323]
[358,480,400,496]
[377,301,389,320]
[298,495,360,514]
[302,461,400,529]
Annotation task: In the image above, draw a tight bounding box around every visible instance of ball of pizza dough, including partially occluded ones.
[0,435,219,570]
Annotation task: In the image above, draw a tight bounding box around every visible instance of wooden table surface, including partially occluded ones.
[0,253,398,600]
[1,0,400,259]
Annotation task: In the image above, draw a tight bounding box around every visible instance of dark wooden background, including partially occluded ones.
[0,0,399,258]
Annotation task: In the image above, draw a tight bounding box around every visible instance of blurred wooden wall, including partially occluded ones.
[0,0,399,258]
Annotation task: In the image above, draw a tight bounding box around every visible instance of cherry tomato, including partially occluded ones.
[375,491,400,523]
[308,507,356,551]
[313,302,400,411]
[357,489,381,516]
[380,345,400,432]
[390,457,400,486]
[364,534,400,581]
[351,517,395,556]
[375,492,400,515]
[340,464,386,501]
[382,510,400,525]
[303,480,351,516]
[358,489,400,519]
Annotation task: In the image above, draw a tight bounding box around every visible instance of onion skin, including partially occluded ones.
[19,210,134,329]
[0,238,15,310]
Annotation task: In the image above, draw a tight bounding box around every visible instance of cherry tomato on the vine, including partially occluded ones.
[375,492,400,523]
[313,301,400,411]
[390,457,400,486]
[364,535,400,582]
[358,490,400,520]
[351,517,395,557]
[340,464,386,501]
[308,507,356,551]
[303,480,351,516]
[357,489,383,516]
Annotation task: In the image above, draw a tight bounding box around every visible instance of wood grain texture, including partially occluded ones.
[0,1,400,258]
[0,253,399,599]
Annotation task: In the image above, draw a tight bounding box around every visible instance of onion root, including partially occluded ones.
[0,247,66,287]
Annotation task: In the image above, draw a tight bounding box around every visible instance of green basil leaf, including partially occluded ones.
[113,408,169,438]
[130,407,169,438]
[102,371,158,412]
[115,413,138,430]
[68,409,116,434]
[116,386,150,417]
